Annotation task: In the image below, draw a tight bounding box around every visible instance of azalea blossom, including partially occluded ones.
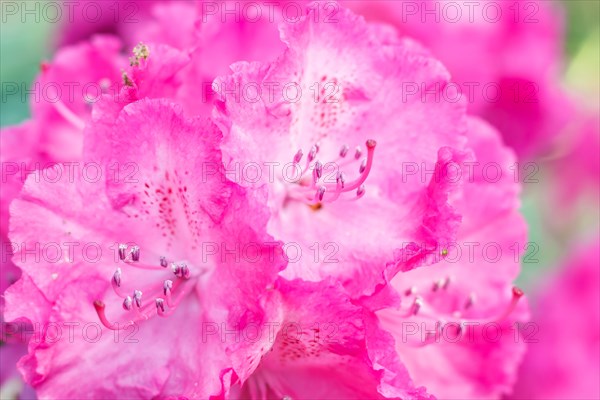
[510,240,600,400]
[229,278,433,399]
[379,117,529,399]
[213,4,528,398]
[4,98,286,398]
[213,4,470,300]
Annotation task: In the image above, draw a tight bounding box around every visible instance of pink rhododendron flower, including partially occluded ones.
[213,4,528,397]
[510,240,600,400]
[379,117,529,399]
[213,4,471,300]
[229,278,433,399]
[347,0,575,160]
[4,99,286,398]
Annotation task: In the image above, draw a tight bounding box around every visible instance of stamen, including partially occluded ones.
[316,186,326,202]
[464,293,475,309]
[355,146,362,160]
[405,286,416,296]
[122,71,134,87]
[494,286,524,322]
[442,276,451,289]
[359,159,367,173]
[118,244,127,260]
[285,139,376,205]
[324,140,376,193]
[133,290,143,308]
[336,172,345,189]
[112,268,122,287]
[52,99,86,131]
[163,280,173,296]
[339,145,349,158]
[356,185,366,198]
[94,301,118,330]
[95,244,202,327]
[293,149,303,164]
[308,145,317,162]
[111,269,127,298]
[432,278,446,292]
[130,246,140,262]
[130,43,150,66]
[171,262,179,275]
[123,296,133,310]
[313,161,323,184]
[411,297,423,316]
[94,300,151,330]
[133,42,150,60]
[173,263,190,279]
[155,298,165,313]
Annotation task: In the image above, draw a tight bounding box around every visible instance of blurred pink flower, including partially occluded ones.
[379,117,529,399]
[213,5,470,300]
[510,240,600,400]
[546,112,600,214]
[4,99,286,398]
[58,0,285,117]
[347,0,575,160]
[57,0,158,47]
[0,35,123,240]
[0,341,36,399]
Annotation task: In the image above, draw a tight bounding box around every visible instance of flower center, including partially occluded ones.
[390,274,524,346]
[283,139,376,207]
[94,244,204,330]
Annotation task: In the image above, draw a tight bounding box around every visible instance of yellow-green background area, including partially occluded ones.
[1,1,598,289]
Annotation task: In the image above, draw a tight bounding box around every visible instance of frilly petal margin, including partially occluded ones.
[229,278,434,399]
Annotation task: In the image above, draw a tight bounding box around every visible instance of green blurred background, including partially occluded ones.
[1,0,598,289]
